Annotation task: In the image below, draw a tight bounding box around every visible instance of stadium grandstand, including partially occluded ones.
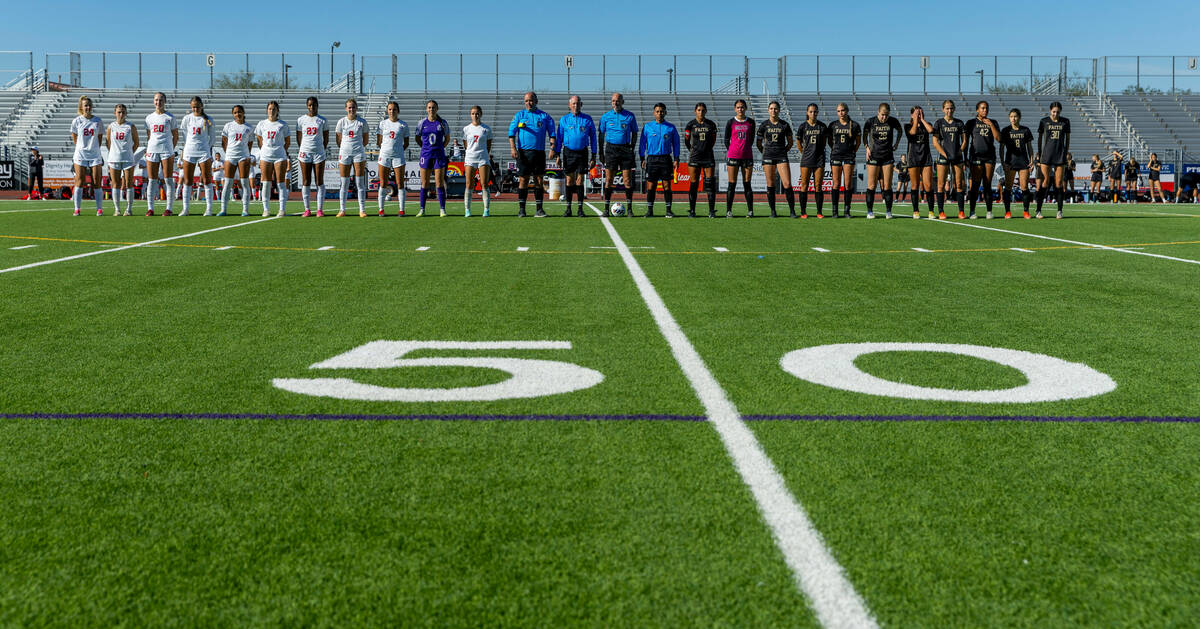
[2,51,1199,194]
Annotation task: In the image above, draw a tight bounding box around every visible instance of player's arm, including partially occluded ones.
[376,124,382,148]
[998,129,1007,164]
[171,123,179,148]
[1062,121,1070,155]
[104,125,112,149]
[507,114,520,158]
[931,128,946,158]
[322,126,329,150]
[724,119,732,149]
[755,122,765,153]
[890,119,903,152]
[361,120,370,148]
[546,115,557,159]
[671,125,680,166]
[588,119,597,166]
[131,125,140,153]
[295,125,302,147]
[638,126,647,166]
[852,123,862,153]
[284,127,291,152]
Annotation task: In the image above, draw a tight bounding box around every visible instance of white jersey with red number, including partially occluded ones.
[462,123,491,165]
[222,121,254,161]
[180,113,215,159]
[71,115,104,159]
[255,119,290,161]
[144,111,177,154]
[296,114,328,155]
[377,118,409,160]
[106,121,135,163]
[335,116,368,156]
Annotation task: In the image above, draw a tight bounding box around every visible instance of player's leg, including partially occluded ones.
[687,165,700,216]
[179,159,196,216]
[763,163,778,217]
[909,167,922,217]
[354,161,368,216]
[199,159,214,215]
[935,163,949,218]
[982,162,995,218]
[435,167,448,216]
[393,166,408,216]
[108,167,123,216]
[338,162,351,216]
[622,168,635,216]
[865,164,878,218]
[953,163,966,218]
[314,157,327,215]
[798,166,811,217]
[1054,165,1066,218]
[779,162,796,218]
[478,163,491,216]
[740,166,754,217]
[603,168,615,216]
[274,160,289,217]
[260,162,275,216]
[881,163,894,218]
[300,161,313,215]
[238,159,252,216]
[725,163,737,217]
[922,166,936,217]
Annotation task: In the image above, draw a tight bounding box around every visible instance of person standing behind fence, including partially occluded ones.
[555,95,596,217]
[508,91,556,218]
[144,92,179,216]
[70,96,104,216]
[599,93,638,217]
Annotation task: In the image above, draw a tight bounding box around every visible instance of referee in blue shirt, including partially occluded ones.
[508,91,557,217]
[555,95,597,217]
[599,93,638,216]
[638,103,681,218]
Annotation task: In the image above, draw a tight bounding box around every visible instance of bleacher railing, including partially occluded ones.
[8,51,1200,97]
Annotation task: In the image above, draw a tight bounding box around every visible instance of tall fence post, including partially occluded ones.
[137,53,141,90]
[424,54,428,92]
[994,56,998,91]
[460,54,463,93]
[174,53,178,91]
[495,54,499,93]
[852,55,856,92]
[102,52,106,89]
[816,55,820,94]
[707,55,711,93]
[957,56,961,93]
[1104,56,1108,94]
[392,54,397,93]
[530,54,535,91]
[1172,55,1176,93]
[887,55,891,93]
[602,55,606,93]
[638,55,642,93]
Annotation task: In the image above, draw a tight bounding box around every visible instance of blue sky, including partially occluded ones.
[5,0,1198,57]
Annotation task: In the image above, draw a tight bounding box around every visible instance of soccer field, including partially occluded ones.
[1,198,1198,626]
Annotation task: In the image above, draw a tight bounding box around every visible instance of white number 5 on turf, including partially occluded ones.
[272,340,603,402]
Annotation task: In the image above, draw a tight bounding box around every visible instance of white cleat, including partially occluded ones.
[262,209,270,217]
[276,210,285,217]
[866,211,875,219]
[178,209,189,217]
[439,209,447,217]
[986,211,993,219]
[203,210,213,217]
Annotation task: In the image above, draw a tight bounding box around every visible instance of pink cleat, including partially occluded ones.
[316,209,325,218]
[302,209,312,218]
[72,209,80,216]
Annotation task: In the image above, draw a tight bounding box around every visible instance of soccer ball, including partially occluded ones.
[611,202,625,216]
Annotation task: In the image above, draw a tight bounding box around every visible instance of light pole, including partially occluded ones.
[975,69,984,95]
[330,41,340,90]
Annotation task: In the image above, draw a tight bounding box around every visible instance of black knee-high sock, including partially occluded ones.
[564,185,574,208]
[926,190,936,214]
[743,184,753,214]
[725,179,736,211]
[956,189,966,213]
[830,188,840,212]
[663,189,672,211]
[624,185,634,212]
[968,180,980,213]
[983,181,993,213]
[883,189,893,211]
[799,189,808,214]
[646,184,656,211]
[865,189,875,211]
[815,189,824,214]
[604,186,613,210]
[576,185,586,210]
[784,187,796,215]
[766,187,776,212]
[518,186,528,211]
[911,187,921,213]
[688,180,699,212]
[936,192,945,210]
[1003,188,1012,212]
[707,186,717,213]
[1056,185,1064,211]
[534,186,544,211]
[1022,188,1032,212]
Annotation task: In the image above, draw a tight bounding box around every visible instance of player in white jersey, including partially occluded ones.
[69,96,105,216]
[178,96,217,216]
[375,100,410,217]
[105,103,139,216]
[335,98,370,217]
[462,105,493,217]
[296,96,330,217]
[143,92,179,215]
[221,104,255,216]
[255,100,291,217]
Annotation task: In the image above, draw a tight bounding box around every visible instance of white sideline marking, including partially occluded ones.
[912,248,932,253]
[713,246,729,252]
[214,246,234,251]
[585,202,877,629]
[812,247,830,253]
[0,216,279,275]
[318,246,336,251]
[935,220,1200,266]
[416,246,430,251]
[9,245,37,250]
[516,246,529,251]
[0,207,69,214]
[589,246,655,249]
[1010,248,1034,253]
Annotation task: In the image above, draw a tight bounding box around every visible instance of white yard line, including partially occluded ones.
[1010,248,1034,253]
[713,246,729,252]
[416,246,430,251]
[0,216,279,275]
[934,219,1200,266]
[586,202,877,629]
[9,245,37,250]
[0,207,73,214]
[912,248,932,253]
[812,247,830,253]
[213,246,234,251]
[516,246,529,252]
[317,246,336,251]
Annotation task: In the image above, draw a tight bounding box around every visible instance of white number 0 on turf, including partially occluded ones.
[272,341,604,402]
[780,342,1116,403]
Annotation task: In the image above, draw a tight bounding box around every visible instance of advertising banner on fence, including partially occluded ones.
[44,159,75,189]
[0,161,14,190]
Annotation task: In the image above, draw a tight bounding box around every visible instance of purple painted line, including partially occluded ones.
[1,412,1199,423]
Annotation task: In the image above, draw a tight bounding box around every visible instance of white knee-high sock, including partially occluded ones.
[204,184,214,213]
[261,182,271,213]
[111,189,123,213]
[146,180,157,211]
[221,179,232,211]
[165,180,176,212]
[356,176,367,210]
[301,185,311,211]
[378,184,386,211]
[125,187,134,213]
[240,179,250,211]
[482,187,490,211]
[72,186,82,211]
[277,184,288,215]
[397,187,406,214]
[94,187,103,210]
[316,184,326,212]
[181,185,192,213]
[339,177,349,210]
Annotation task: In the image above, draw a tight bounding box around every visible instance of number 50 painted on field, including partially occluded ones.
[274,340,1115,404]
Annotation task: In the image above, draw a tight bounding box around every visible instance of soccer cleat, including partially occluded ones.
[1023,210,1030,219]
[800,213,808,219]
[665,209,675,218]
[262,209,270,217]
[203,210,213,217]
[866,211,875,219]
[725,210,732,218]
[439,209,447,218]
[316,209,325,218]
[240,210,249,217]
[707,210,715,218]
[790,210,797,218]
[163,209,173,216]
[928,210,936,219]
[464,209,471,218]
[770,209,778,218]
[302,209,312,218]
[123,210,132,217]
[359,210,367,218]
[957,210,965,219]
[986,211,993,219]
[913,210,920,219]
[216,210,227,217]
[644,210,653,218]
[73,209,80,216]
[885,210,893,219]
[395,210,403,217]
[1056,210,1063,219]
[816,211,824,219]
[96,209,103,217]
[563,208,572,217]
[1035,210,1043,219]
[179,209,188,217]
[379,209,386,217]
[337,210,347,218]
[688,210,696,218]
[938,211,946,219]
[969,212,977,219]
[517,209,526,218]
[1003,210,1011,219]
[535,209,546,218]
[276,209,285,217]
[747,210,754,218]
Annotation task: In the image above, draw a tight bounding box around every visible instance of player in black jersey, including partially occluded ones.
[896,156,910,202]
[905,106,935,219]
[1107,150,1124,204]
[684,103,719,217]
[826,103,860,218]
[963,101,1001,219]
[999,108,1035,219]
[1089,154,1104,203]
[1125,157,1140,202]
[1036,102,1071,218]
[862,103,903,218]
[1147,152,1165,203]
[932,99,967,219]
[756,101,795,218]
[794,103,829,218]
